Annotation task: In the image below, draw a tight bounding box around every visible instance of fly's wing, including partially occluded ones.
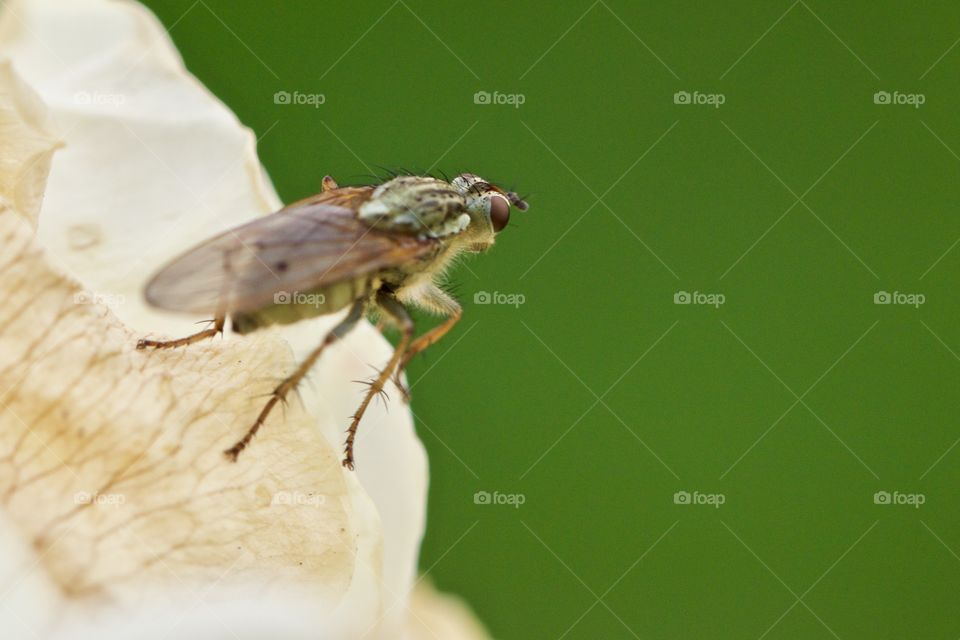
[144,202,439,315]
[284,185,374,211]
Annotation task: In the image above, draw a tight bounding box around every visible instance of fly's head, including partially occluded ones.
[450,173,528,252]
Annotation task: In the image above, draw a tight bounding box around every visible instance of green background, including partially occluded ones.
[143,2,960,638]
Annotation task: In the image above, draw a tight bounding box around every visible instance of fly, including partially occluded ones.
[137,172,528,469]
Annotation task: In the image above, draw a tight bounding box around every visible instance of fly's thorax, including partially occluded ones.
[392,238,467,304]
[357,176,469,237]
[375,238,449,288]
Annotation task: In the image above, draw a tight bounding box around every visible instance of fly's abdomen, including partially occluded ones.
[231,278,370,334]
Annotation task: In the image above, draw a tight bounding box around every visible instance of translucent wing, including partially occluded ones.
[145,202,440,315]
[284,185,375,211]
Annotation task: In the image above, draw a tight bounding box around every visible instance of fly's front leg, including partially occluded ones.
[393,285,462,402]
[343,291,413,470]
[137,315,225,350]
[224,299,365,462]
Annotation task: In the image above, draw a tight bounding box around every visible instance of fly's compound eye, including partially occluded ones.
[489,196,510,232]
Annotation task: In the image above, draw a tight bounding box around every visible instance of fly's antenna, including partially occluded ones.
[506,191,529,211]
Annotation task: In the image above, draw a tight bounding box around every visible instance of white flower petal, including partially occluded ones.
[0,192,357,634]
[406,581,493,640]
[0,0,279,336]
[0,58,61,224]
[0,0,491,636]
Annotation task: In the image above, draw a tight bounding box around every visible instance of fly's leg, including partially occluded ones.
[321,175,339,191]
[224,299,365,462]
[137,315,225,350]
[392,310,461,402]
[392,286,462,402]
[343,291,413,470]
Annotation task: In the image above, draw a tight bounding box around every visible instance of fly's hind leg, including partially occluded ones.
[137,315,226,350]
[223,299,366,462]
[392,285,462,402]
[343,291,413,470]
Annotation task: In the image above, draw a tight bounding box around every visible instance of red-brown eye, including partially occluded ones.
[490,196,510,232]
